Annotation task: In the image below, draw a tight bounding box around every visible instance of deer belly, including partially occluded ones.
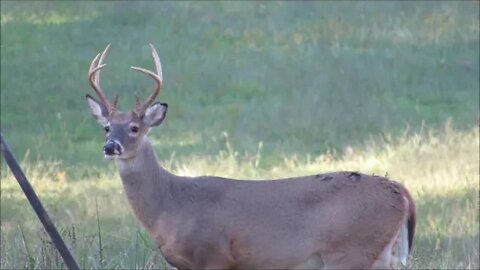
[230,234,322,269]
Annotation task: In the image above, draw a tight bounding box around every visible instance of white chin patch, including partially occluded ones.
[104,154,117,160]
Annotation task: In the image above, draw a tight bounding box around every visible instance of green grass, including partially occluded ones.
[1,1,479,269]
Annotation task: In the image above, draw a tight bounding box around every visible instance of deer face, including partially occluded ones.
[85,44,165,160]
[86,99,167,159]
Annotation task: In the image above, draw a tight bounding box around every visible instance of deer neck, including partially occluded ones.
[114,137,177,232]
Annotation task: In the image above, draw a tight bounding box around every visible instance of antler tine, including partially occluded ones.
[113,95,119,108]
[95,44,111,87]
[150,43,163,82]
[131,43,163,114]
[89,53,100,76]
[88,44,116,113]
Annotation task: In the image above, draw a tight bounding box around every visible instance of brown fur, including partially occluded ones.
[85,44,416,269]
[112,138,416,270]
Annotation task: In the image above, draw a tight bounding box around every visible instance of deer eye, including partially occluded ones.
[131,126,139,133]
[104,126,110,133]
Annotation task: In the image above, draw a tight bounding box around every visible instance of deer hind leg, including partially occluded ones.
[373,197,411,270]
[372,221,409,269]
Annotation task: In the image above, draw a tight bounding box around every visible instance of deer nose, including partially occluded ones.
[103,140,122,156]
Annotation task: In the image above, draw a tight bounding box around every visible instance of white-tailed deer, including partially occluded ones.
[85,44,416,269]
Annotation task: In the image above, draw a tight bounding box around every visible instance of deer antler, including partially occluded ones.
[131,44,163,115]
[88,44,118,114]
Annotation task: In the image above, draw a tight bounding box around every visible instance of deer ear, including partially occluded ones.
[86,94,109,125]
[143,102,168,127]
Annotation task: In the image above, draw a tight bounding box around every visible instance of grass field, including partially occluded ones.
[1,1,479,269]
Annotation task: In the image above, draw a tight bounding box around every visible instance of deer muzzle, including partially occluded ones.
[103,140,123,157]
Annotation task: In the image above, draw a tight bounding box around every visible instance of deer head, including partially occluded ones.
[86,44,168,160]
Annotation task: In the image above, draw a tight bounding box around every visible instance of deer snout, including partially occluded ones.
[104,140,122,156]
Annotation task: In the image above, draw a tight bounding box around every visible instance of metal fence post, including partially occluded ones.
[1,133,80,270]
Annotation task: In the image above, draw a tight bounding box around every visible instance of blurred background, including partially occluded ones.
[1,1,478,269]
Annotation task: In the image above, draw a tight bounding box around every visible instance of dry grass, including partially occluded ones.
[1,125,478,269]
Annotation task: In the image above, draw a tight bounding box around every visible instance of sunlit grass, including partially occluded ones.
[1,125,478,269]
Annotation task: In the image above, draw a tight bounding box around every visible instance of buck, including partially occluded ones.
[85,44,416,269]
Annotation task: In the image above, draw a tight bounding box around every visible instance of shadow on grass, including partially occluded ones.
[411,188,479,269]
